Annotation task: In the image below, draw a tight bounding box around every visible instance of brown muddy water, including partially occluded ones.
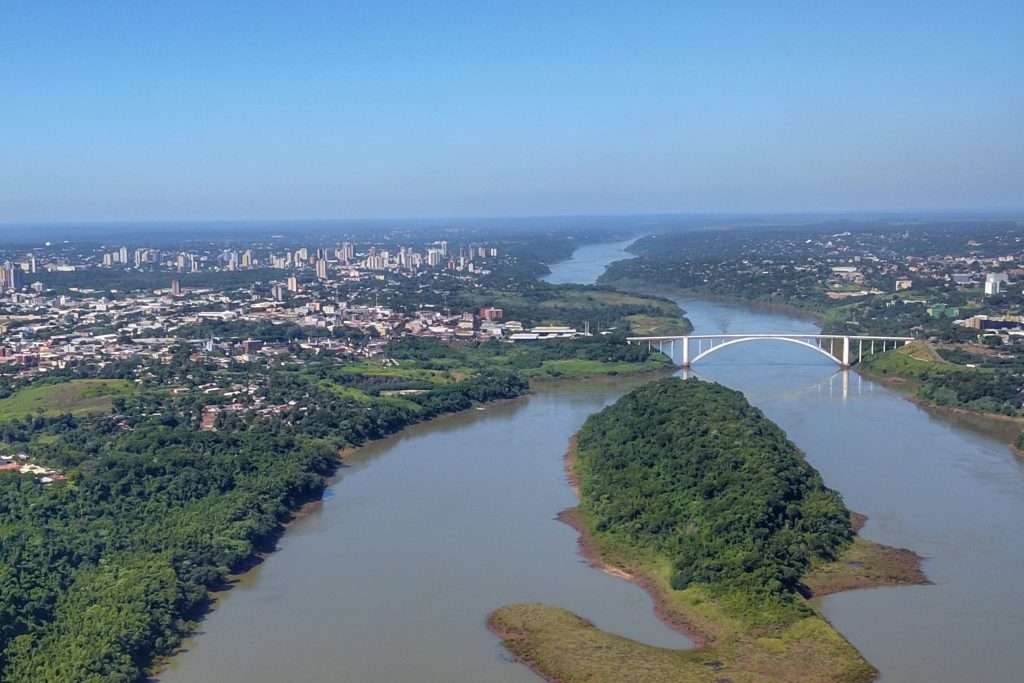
[159,240,1024,683]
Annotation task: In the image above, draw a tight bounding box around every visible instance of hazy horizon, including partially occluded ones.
[3,207,1023,227]
[3,2,1022,222]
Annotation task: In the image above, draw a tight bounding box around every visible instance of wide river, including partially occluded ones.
[159,239,1024,683]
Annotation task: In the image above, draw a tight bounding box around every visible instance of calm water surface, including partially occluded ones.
[160,241,1024,683]
[541,237,637,284]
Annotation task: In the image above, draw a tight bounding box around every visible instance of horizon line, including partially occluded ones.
[3,207,1023,227]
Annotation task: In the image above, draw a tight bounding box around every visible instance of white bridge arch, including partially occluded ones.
[626,333,914,368]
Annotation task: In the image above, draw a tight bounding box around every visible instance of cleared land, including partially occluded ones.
[0,379,134,420]
[859,340,952,383]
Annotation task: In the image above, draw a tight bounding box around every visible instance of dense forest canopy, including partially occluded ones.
[575,378,852,601]
[0,362,530,681]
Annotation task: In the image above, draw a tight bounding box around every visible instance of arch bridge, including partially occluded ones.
[626,333,914,368]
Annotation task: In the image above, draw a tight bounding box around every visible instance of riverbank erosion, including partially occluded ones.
[489,378,926,683]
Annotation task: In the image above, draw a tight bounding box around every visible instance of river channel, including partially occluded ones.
[159,239,1024,683]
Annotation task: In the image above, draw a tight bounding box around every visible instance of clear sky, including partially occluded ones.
[2,1,1022,222]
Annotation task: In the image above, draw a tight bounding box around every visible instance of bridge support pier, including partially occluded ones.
[841,335,850,368]
[681,336,690,368]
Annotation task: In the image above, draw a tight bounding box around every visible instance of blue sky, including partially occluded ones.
[2,1,1022,221]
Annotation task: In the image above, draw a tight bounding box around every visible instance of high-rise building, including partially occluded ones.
[241,250,253,268]
[170,279,182,297]
[6,264,22,290]
[337,242,355,263]
[287,275,300,292]
[985,272,1009,296]
[440,240,448,257]
[118,246,129,264]
[316,259,328,280]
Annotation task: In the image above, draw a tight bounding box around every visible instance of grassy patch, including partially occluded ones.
[0,380,134,420]
[317,382,374,402]
[623,313,691,337]
[490,550,877,683]
[334,361,454,385]
[525,358,670,379]
[490,530,880,683]
[859,340,956,381]
[803,537,927,597]
[538,289,679,313]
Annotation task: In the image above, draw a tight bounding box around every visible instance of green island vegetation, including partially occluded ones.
[490,378,924,683]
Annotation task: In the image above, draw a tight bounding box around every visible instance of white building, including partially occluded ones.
[985,272,1009,296]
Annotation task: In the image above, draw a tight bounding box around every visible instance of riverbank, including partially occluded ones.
[856,341,1024,451]
[861,367,1024,434]
[155,362,671,678]
[600,277,821,325]
[612,275,1024,451]
[489,432,928,683]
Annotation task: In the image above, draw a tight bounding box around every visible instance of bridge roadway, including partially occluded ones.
[626,333,915,368]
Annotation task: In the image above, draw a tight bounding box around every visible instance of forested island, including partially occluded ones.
[490,378,925,683]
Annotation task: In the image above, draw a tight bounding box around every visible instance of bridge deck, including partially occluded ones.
[626,333,915,369]
[627,333,914,341]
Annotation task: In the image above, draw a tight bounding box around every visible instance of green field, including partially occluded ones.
[332,361,455,384]
[858,340,954,380]
[524,358,671,379]
[0,380,135,420]
[622,313,690,337]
